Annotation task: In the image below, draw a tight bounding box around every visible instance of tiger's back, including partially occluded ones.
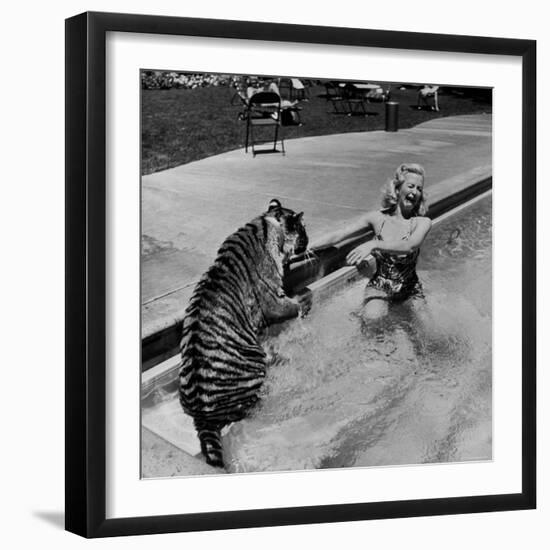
[179,200,308,468]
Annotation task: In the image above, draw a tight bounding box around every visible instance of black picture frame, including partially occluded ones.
[65,11,536,538]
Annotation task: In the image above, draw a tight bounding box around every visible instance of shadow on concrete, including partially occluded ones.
[33,510,65,530]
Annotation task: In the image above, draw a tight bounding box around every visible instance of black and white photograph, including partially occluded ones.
[140,72,493,477]
[3,0,544,546]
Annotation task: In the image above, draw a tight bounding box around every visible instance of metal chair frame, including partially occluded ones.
[245,91,285,156]
[417,86,440,111]
[343,83,368,116]
[324,82,348,114]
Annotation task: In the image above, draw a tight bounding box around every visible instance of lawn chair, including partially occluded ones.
[277,77,309,101]
[246,91,285,156]
[343,83,368,116]
[417,85,440,111]
[325,81,347,114]
[289,78,309,101]
[365,85,390,103]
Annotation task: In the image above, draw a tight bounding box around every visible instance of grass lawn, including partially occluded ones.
[141,84,491,175]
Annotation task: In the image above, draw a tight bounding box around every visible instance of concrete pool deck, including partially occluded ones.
[142,113,492,340]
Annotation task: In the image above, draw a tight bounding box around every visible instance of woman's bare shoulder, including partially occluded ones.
[351,210,381,227]
[412,216,432,234]
[364,210,385,223]
[415,216,432,227]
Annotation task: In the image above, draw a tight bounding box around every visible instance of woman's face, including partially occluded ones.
[398,173,424,214]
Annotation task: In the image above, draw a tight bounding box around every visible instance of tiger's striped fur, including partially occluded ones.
[179,200,308,469]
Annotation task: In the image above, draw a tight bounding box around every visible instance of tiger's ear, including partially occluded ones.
[296,212,304,221]
[267,198,282,212]
[267,199,284,221]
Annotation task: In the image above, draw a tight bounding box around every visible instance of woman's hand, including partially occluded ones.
[346,241,376,265]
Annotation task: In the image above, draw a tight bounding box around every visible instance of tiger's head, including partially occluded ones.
[265,199,308,260]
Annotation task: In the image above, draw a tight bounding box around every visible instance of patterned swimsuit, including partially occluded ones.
[367,216,424,302]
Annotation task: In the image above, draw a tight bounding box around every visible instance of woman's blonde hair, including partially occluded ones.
[381,163,428,216]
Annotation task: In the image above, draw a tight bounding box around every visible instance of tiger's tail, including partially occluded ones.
[194,419,225,469]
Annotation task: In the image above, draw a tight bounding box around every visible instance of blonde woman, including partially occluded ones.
[312,163,432,319]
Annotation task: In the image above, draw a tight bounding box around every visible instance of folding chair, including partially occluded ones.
[289,78,309,101]
[276,77,308,102]
[325,81,347,114]
[365,85,390,103]
[246,91,285,156]
[417,85,440,111]
[343,83,368,116]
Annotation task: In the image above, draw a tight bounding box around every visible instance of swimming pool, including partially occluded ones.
[142,194,492,475]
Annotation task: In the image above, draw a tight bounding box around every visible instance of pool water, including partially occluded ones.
[143,195,492,475]
[223,194,492,473]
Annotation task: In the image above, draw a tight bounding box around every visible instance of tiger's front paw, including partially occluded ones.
[297,291,312,318]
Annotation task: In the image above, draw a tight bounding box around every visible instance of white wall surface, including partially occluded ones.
[0,1,546,548]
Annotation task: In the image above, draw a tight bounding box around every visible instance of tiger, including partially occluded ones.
[178,199,309,469]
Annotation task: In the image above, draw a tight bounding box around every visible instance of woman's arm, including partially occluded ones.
[346,217,432,265]
[309,211,378,251]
